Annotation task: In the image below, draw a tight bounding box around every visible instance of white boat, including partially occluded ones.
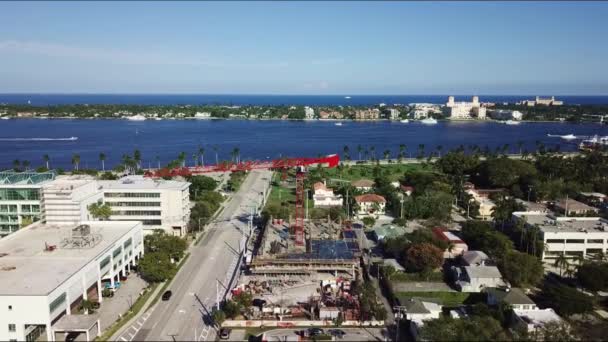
[504,120,520,125]
[547,133,577,140]
[334,122,343,126]
[400,119,409,123]
[580,135,608,150]
[1,117,9,120]
[154,118,162,121]
[126,114,146,121]
[344,96,351,99]
[420,118,438,125]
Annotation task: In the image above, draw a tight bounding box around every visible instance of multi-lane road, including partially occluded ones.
[127,170,271,341]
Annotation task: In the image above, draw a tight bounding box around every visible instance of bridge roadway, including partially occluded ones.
[132,169,272,341]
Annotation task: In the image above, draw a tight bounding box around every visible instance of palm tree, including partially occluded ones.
[364,149,369,161]
[178,152,186,167]
[370,146,376,161]
[213,145,219,165]
[398,144,406,161]
[13,159,20,171]
[517,140,524,156]
[198,146,205,166]
[554,253,569,277]
[155,155,161,169]
[232,147,240,163]
[343,145,350,161]
[383,149,390,161]
[357,145,363,161]
[192,153,198,167]
[133,149,142,170]
[418,144,425,158]
[22,160,30,171]
[43,154,50,169]
[72,154,80,171]
[99,153,106,171]
[436,145,443,158]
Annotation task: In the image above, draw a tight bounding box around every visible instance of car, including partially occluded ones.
[308,328,324,336]
[162,290,172,301]
[219,328,231,339]
[329,329,346,337]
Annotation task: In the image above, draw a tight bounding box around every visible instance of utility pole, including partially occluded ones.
[393,306,407,342]
[305,189,309,220]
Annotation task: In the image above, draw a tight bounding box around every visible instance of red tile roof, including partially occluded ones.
[355,194,386,203]
[351,179,375,188]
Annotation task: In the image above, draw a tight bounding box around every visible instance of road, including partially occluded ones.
[131,169,272,342]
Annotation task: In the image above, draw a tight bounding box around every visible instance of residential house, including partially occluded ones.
[354,194,386,218]
[486,287,537,310]
[512,308,564,336]
[432,228,468,258]
[312,182,343,207]
[370,224,407,242]
[398,298,443,340]
[465,188,497,220]
[452,265,505,292]
[461,250,490,266]
[351,179,375,192]
[319,110,343,119]
[515,199,550,214]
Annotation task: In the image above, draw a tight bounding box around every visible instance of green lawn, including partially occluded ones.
[313,162,435,182]
[390,271,444,282]
[395,291,485,307]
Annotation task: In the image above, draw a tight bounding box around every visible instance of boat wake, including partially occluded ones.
[0,137,78,141]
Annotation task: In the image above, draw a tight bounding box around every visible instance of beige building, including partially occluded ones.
[354,109,380,120]
[354,194,386,218]
[521,96,563,107]
[444,96,487,120]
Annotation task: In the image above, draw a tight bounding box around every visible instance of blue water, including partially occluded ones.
[0,119,606,170]
[1,94,608,106]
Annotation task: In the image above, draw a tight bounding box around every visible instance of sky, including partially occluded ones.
[0,1,607,95]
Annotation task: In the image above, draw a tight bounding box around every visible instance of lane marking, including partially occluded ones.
[120,337,128,341]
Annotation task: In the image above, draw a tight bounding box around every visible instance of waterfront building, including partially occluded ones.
[408,103,442,119]
[512,212,608,261]
[519,96,563,106]
[354,194,386,218]
[0,171,56,237]
[312,182,343,207]
[319,110,343,119]
[388,108,400,120]
[354,108,380,120]
[41,176,104,226]
[304,106,315,120]
[489,109,524,121]
[444,96,487,120]
[194,112,211,119]
[99,176,190,236]
[0,221,143,342]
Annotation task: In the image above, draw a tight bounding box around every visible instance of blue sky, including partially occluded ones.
[0,1,607,95]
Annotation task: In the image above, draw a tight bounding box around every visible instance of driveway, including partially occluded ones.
[98,274,148,331]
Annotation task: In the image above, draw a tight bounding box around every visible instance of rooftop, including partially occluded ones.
[432,228,465,244]
[0,170,56,186]
[462,250,489,266]
[43,175,97,191]
[580,192,607,199]
[355,194,386,203]
[351,179,375,188]
[513,212,608,234]
[464,265,502,279]
[285,239,357,261]
[0,221,141,296]
[515,199,549,212]
[400,297,442,314]
[486,287,536,306]
[555,198,598,212]
[99,175,189,191]
[513,308,562,326]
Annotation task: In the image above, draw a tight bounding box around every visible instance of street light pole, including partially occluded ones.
[393,306,407,342]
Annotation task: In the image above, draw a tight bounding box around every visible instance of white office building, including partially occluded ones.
[99,176,190,236]
[0,221,143,342]
[513,212,608,261]
[304,106,315,120]
[0,171,56,237]
[41,176,104,226]
[445,96,487,120]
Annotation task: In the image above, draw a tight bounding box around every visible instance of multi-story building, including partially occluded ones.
[444,96,487,120]
[408,103,442,119]
[520,96,563,107]
[489,109,524,121]
[0,221,143,342]
[99,176,190,236]
[513,212,608,261]
[304,106,315,120]
[354,194,386,218]
[388,108,400,120]
[41,176,104,226]
[0,171,56,237]
[354,108,380,120]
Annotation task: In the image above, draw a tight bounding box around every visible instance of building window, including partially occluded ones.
[107,202,161,207]
[8,324,16,332]
[111,210,161,216]
[588,239,604,244]
[124,238,132,249]
[105,192,160,198]
[99,256,111,270]
[113,247,122,258]
[49,293,66,313]
[566,239,585,244]
[546,239,565,243]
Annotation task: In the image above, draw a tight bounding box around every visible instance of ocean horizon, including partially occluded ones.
[1,94,608,106]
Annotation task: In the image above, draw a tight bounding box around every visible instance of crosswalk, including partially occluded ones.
[117,311,151,341]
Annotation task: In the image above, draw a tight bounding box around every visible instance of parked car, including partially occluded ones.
[162,290,172,301]
[308,328,324,336]
[329,329,346,338]
[104,281,121,290]
[219,328,231,340]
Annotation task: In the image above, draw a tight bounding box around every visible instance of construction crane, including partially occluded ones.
[144,154,340,246]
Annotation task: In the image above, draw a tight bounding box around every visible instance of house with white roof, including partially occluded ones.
[452,264,505,292]
[512,308,563,336]
[312,182,342,207]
